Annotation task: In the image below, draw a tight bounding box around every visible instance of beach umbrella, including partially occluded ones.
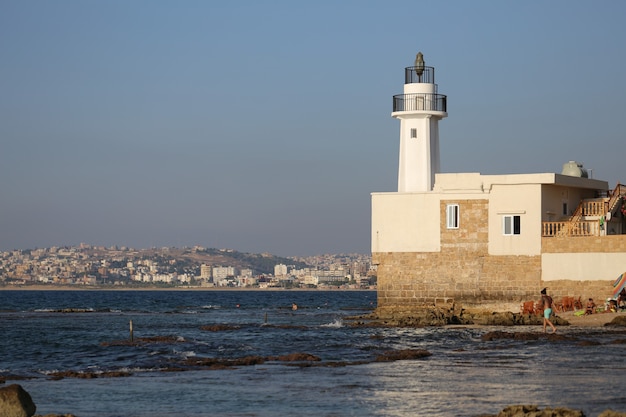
[611,272,626,299]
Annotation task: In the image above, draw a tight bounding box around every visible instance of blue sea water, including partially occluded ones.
[1,290,625,417]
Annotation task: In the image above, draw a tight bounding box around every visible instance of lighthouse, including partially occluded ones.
[393,52,447,192]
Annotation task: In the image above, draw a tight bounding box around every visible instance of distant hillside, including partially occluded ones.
[99,247,311,275]
[177,247,310,275]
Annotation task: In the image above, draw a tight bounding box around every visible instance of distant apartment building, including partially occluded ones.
[238,276,258,287]
[274,264,288,277]
[315,268,349,284]
[302,275,319,286]
[239,268,253,278]
[200,264,212,280]
[212,266,236,280]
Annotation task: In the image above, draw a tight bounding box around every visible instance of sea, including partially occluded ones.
[1,290,625,417]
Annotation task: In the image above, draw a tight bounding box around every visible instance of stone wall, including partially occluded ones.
[538,279,613,307]
[373,200,626,315]
[541,235,626,303]
[373,251,541,314]
[373,199,542,314]
[542,235,626,253]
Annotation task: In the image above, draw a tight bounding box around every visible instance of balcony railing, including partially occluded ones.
[542,187,626,238]
[579,200,606,217]
[393,93,447,113]
[542,221,601,237]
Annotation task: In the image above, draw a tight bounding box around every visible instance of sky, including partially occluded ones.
[1,1,625,257]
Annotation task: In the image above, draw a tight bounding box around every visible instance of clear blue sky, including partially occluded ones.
[1,1,625,256]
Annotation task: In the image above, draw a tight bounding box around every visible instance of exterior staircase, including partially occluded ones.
[543,183,626,237]
[607,183,626,216]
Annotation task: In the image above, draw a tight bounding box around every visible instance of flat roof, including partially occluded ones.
[427,172,606,193]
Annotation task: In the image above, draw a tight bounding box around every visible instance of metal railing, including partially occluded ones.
[404,66,436,84]
[392,93,447,113]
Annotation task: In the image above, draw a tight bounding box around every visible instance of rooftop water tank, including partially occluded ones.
[561,161,588,178]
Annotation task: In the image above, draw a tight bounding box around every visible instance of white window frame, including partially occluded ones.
[503,215,521,235]
[410,128,417,138]
[446,204,459,229]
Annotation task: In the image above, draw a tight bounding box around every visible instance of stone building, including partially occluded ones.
[371,53,626,314]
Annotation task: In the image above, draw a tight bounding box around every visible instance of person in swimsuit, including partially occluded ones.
[541,288,556,333]
[618,288,626,310]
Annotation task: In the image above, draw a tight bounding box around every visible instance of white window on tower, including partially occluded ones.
[410,128,417,138]
[446,204,459,229]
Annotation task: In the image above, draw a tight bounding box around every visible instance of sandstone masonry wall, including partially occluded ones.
[541,235,626,304]
[373,199,542,313]
[542,235,626,253]
[373,200,625,314]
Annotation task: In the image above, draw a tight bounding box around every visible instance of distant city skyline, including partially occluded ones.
[1,1,625,257]
[0,244,374,289]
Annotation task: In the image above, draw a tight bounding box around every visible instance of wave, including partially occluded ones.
[33,307,96,313]
[39,365,171,377]
[173,349,196,359]
[320,319,344,328]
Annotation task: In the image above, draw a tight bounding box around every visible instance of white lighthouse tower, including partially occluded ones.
[393,52,448,192]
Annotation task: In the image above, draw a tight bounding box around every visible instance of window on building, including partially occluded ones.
[562,202,568,216]
[503,215,521,235]
[410,128,417,138]
[446,204,459,229]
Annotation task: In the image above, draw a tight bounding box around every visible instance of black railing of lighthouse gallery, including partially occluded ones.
[393,65,447,113]
[393,93,447,112]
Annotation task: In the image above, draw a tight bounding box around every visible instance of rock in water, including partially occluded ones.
[0,384,36,417]
[475,404,586,416]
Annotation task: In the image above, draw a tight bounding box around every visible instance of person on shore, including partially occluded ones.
[606,299,618,313]
[585,298,596,315]
[618,288,626,310]
[540,288,557,333]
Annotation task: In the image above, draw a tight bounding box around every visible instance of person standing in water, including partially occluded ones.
[540,288,556,333]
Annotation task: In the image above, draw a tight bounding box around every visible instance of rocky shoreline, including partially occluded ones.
[347,305,626,328]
